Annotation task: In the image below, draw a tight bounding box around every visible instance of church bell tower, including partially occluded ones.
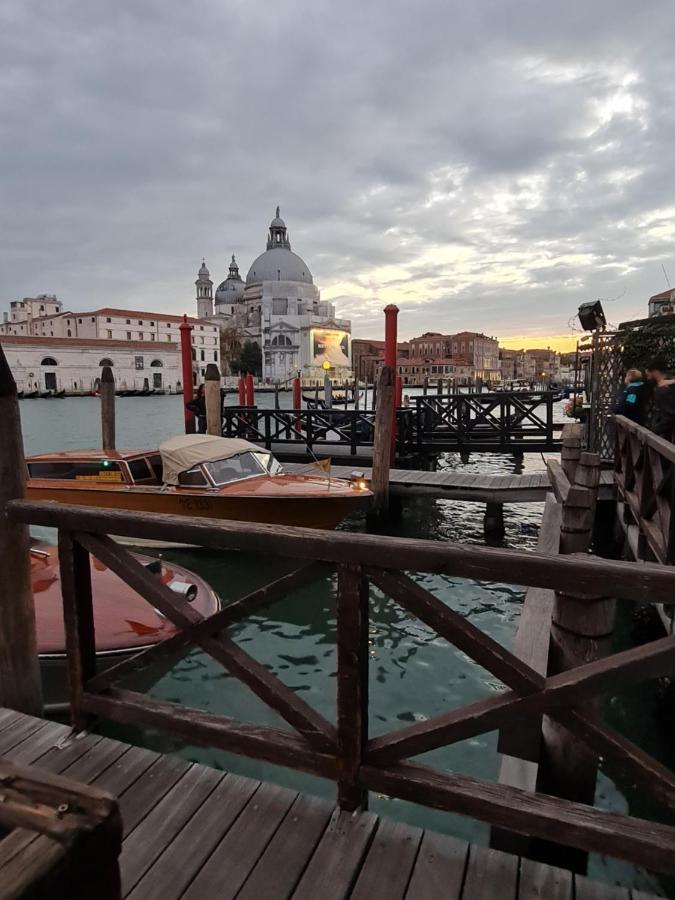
[195,258,213,319]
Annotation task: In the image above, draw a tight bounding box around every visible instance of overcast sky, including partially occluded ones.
[2,1,674,348]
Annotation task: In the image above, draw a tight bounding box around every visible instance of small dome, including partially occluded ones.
[215,253,245,305]
[246,247,313,285]
[197,258,210,278]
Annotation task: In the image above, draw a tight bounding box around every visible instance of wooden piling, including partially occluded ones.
[324,372,333,409]
[540,450,611,872]
[204,363,222,436]
[484,501,505,540]
[100,365,116,453]
[370,365,395,520]
[0,345,42,715]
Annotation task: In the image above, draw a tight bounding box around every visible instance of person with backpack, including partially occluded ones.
[613,368,648,425]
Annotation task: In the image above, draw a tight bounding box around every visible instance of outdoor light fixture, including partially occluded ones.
[578,301,606,332]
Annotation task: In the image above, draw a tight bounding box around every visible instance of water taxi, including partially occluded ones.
[31,542,219,713]
[26,435,371,529]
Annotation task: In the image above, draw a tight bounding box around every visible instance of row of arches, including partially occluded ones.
[40,358,164,367]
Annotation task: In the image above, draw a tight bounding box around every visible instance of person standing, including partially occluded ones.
[645,357,675,441]
[613,368,648,425]
[185,384,207,434]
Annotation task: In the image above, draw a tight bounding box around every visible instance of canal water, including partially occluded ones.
[18,394,671,897]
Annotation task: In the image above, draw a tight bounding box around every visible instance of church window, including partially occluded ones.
[138,332,144,340]
[213,351,218,362]
[106,317,111,323]
[200,350,205,361]
[151,334,155,341]
[150,359,163,367]
[126,319,131,324]
[126,332,132,340]
[41,357,58,366]
[99,358,114,367]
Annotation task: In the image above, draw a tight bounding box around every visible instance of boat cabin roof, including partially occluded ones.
[159,435,262,486]
[28,448,156,462]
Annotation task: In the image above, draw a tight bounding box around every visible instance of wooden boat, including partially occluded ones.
[53,389,66,398]
[39,391,53,399]
[24,390,39,398]
[31,542,219,714]
[26,435,372,529]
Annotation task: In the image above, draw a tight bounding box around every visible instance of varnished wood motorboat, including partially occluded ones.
[26,435,371,529]
[31,543,219,713]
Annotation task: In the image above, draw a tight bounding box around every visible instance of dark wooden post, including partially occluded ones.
[0,346,42,715]
[561,422,582,482]
[100,365,115,453]
[370,365,395,520]
[484,501,505,540]
[58,532,97,731]
[540,450,612,872]
[204,363,222,436]
[323,372,333,409]
[274,380,280,410]
[336,564,369,810]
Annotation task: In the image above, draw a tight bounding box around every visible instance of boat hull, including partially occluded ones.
[26,483,368,529]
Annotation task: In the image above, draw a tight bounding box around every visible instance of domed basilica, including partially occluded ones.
[195,208,352,383]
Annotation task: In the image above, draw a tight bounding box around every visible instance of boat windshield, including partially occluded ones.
[204,451,281,486]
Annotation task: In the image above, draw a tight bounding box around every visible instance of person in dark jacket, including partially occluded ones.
[614,368,648,425]
[645,357,675,441]
[185,384,207,434]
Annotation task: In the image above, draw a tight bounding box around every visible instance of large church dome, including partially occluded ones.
[246,208,313,285]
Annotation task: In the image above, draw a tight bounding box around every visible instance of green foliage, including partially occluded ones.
[232,340,262,377]
[620,319,675,372]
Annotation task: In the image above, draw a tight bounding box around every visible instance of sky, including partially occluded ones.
[2,1,675,352]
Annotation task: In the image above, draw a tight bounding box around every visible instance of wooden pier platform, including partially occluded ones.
[0,707,659,900]
[286,463,616,503]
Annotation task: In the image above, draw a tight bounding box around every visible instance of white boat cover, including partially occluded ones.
[159,434,261,485]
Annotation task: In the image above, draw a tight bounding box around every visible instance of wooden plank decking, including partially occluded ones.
[286,464,615,503]
[0,707,663,900]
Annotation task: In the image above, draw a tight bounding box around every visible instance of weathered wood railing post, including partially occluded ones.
[336,564,369,810]
[0,346,43,715]
[370,365,395,521]
[100,365,116,452]
[560,422,582,482]
[205,363,222,436]
[540,450,612,872]
[58,532,97,732]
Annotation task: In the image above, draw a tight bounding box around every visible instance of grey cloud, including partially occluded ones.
[2,0,675,340]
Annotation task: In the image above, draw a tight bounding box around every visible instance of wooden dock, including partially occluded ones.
[0,707,661,900]
[286,463,616,503]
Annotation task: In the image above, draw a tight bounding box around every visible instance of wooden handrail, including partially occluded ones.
[615,414,675,462]
[9,500,675,603]
[9,499,675,878]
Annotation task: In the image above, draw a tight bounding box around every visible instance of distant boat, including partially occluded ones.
[24,390,39,399]
[53,389,65,398]
[39,391,53,399]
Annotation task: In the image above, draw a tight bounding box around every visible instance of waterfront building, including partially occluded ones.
[198,208,352,384]
[0,336,181,395]
[408,331,501,383]
[648,288,675,318]
[499,347,561,384]
[397,357,474,386]
[351,339,410,383]
[1,295,63,333]
[0,301,219,386]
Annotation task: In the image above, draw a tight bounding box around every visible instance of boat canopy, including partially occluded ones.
[159,435,262,486]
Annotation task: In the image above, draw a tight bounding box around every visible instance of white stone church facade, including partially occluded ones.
[196,209,351,384]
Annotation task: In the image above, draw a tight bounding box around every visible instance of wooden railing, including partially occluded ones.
[222,407,417,457]
[414,391,557,450]
[8,499,675,877]
[614,415,675,565]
